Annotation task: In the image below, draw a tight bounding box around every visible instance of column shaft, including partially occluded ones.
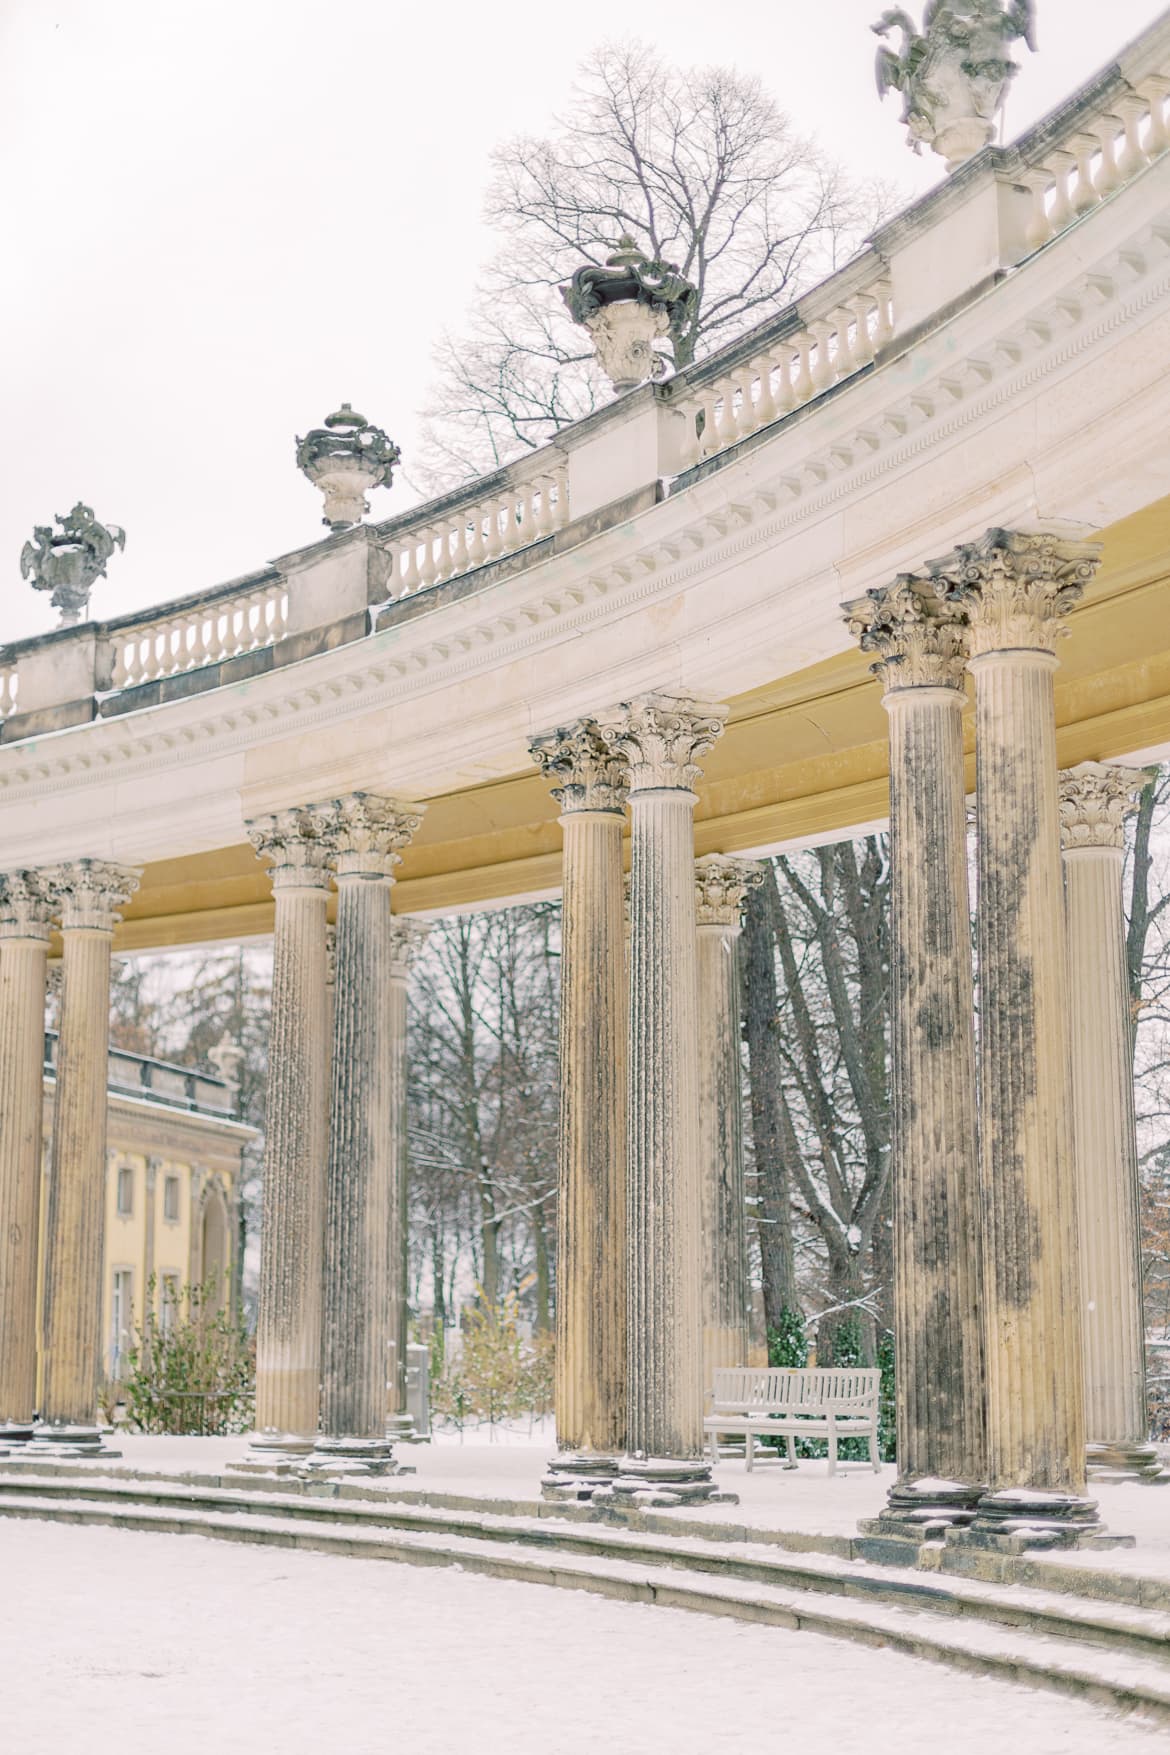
[932,527,1102,1524]
[386,917,428,1428]
[254,868,331,1443]
[559,809,627,1452]
[39,862,139,1444]
[885,688,985,1490]
[0,877,54,1434]
[1061,763,1154,1476]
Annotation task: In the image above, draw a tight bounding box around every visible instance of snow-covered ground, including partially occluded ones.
[1,1519,1161,1755]
[59,1427,1170,1556]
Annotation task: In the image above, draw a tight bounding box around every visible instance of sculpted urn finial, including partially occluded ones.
[873,1,1037,171]
[20,502,125,627]
[295,402,401,530]
[561,235,697,395]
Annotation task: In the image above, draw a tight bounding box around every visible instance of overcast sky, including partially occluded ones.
[2,0,1167,644]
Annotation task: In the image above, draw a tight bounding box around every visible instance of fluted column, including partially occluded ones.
[1060,762,1158,1480]
[387,915,430,1434]
[845,580,986,1533]
[694,855,762,1391]
[312,793,423,1473]
[598,694,728,1502]
[34,860,140,1456]
[530,722,629,1489]
[0,873,57,1443]
[934,528,1102,1534]
[242,808,334,1460]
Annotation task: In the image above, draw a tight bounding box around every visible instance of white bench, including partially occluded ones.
[703,1367,882,1476]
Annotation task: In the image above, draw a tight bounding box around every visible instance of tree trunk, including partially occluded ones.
[530,1204,552,1334]
[742,868,798,1333]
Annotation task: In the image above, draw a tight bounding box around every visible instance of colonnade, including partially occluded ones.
[0,861,140,1456]
[846,528,1154,1543]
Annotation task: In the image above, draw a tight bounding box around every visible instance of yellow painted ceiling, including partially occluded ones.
[114,499,1170,952]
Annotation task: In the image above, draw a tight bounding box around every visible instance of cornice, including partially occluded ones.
[2,166,1169,817]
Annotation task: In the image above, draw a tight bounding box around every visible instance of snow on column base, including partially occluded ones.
[591,1454,738,1509]
[16,1423,121,1461]
[857,1476,984,1557]
[952,1487,1132,1552]
[1086,1440,1165,1484]
[0,1422,35,1446]
[541,1451,621,1502]
[301,1435,409,1478]
[229,1430,318,1475]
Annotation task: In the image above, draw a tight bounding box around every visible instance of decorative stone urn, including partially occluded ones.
[19,503,125,627]
[873,2,1037,171]
[295,403,401,530]
[561,236,697,394]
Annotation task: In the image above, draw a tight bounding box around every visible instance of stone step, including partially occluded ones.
[3,1473,1170,1713]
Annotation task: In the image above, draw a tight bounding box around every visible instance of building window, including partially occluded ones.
[110,1269,133,1378]
[116,1164,133,1217]
[160,1272,181,1335]
[163,1174,180,1223]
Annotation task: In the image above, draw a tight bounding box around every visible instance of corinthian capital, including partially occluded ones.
[926,528,1100,657]
[595,693,727,794]
[46,859,140,932]
[694,854,764,928]
[1059,761,1150,852]
[317,791,424,880]
[843,576,968,691]
[529,720,628,815]
[247,804,336,891]
[389,915,431,978]
[0,869,59,942]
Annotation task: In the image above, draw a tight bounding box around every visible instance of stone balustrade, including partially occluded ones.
[380,457,570,598]
[1018,73,1170,251]
[107,577,290,691]
[666,260,895,470]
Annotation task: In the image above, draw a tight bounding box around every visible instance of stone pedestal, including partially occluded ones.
[309,794,422,1476]
[1060,762,1160,1482]
[933,529,1102,1535]
[0,873,57,1443]
[387,916,430,1437]
[531,722,629,1495]
[694,855,762,1392]
[240,809,334,1465]
[598,694,733,1504]
[31,860,139,1458]
[845,580,986,1537]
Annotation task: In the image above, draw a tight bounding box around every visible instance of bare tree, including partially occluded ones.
[417,40,884,485]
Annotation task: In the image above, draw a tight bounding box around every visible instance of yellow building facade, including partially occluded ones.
[39,1034,257,1385]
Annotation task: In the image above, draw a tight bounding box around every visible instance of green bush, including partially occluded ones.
[122,1275,254,1436]
[767,1307,808,1368]
[432,1290,554,1430]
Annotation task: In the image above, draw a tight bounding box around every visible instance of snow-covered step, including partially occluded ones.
[2,1485,1170,1724]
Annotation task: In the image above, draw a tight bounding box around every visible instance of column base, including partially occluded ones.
[386,1413,417,1442]
[1086,1440,1165,1484]
[15,1424,122,1462]
[592,1455,739,1509]
[301,1435,409,1479]
[856,1476,984,1562]
[950,1487,1132,1553]
[540,1451,621,1502]
[229,1429,318,1475]
[0,1422,36,1447]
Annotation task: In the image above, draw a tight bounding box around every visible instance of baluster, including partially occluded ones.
[731,373,754,438]
[831,307,856,380]
[1093,116,1123,195]
[850,295,876,368]
[755,359,778,427]
[535,477,556,537]
[1116,95,1148,179]
[773,350,796,417]
[1043,150,1075,230]
[551,466,570,528]
[1069,134,1099,214]
[417,528,438,589]
[450,515,470,577]
[810,321,834,393]
[1020,168,1054,250]
[399,539,420,595]
[792,335,815,404]
[1140,77,1170,156]
[873,281,895,349]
